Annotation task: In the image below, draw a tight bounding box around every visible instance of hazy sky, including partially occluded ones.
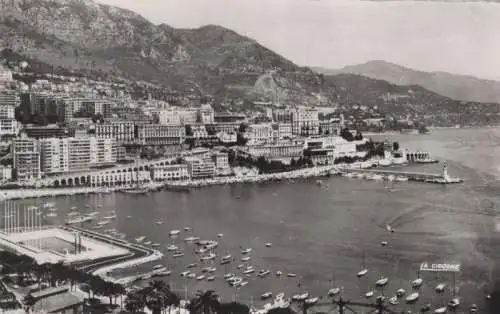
[96,0,500,81]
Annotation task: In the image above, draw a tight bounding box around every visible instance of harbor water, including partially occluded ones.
[9,128,500,313]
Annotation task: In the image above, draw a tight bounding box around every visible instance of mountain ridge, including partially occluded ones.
[313,60,500,103]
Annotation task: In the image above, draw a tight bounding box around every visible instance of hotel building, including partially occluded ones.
[212,152,230,171]
[12,137,41,181]
[136,124,185,146]
[245,124,273,144]
[185,155,215,179]
[94,121,135,143]
[245,140,304,159]
[303,136,357,165]
[292,107,320,136]
[272,123,292,140]
[152,164,189,181]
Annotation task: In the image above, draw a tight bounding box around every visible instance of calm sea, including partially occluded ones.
[11,128,500,313]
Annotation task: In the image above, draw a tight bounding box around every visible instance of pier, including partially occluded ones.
[341,162,463,184]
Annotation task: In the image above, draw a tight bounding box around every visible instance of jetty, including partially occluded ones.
[341,161,463,184]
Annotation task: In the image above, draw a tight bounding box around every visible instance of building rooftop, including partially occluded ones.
[32,291,83,313]
[31,286,68,300]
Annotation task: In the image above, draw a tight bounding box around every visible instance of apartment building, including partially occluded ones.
[245,124,273,144]
[94,121,135,142]
[152,164,189,182]
[12,137,41,181]
[185,154,215,179]
[292,107,320,136]
[136,124,185,146]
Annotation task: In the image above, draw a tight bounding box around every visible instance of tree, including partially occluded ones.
[142,280,178,314]
[340,128,354,142]
[218,302,250,314]
[125,291,146,313]
[188,290,220,314]
[392,141,400,151]
[23,294,35,312]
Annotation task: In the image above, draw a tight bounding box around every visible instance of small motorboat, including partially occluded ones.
[241,256,251,262]
[405,292,419,304]
[434,307,447,314]
[469,304,478,313]
[258,270,271,277]
[420,304,431,312]
[375,277,389,287]
[156,221,163,225]
[170,230,181,236]
[153,265,164,270]
[243,268,255,275]
[184,226,192,231]
[144,241,152,245]
[396,289,406,297]
[241,248,252,254]
[200,253,217,261]
[276,271,283,277]
[365,291,374,298]
[187,273,196,279]
[207,267,216,273]
[237,264,245,269]
[305,297,319,305]
[126,215,132,219]
[385,225,395,233]
[357,269,368,278]
[411,278,423,288]
[185,236,200,242]
[167,245,179,251]
[380,241,388,246]
[435,283,446,293]
[375,296,385,303]
[151,243,160,247]
[220,259,231,265]
[239,281,248,287]
[297,293,309,301]
[448,297,460,308]
[173,252,184,258]
[265,242,272,247]
[217,233,224,238]
[389,296,399,305]
[196,275,206,281]
[261,292,273,300]
[224,273,234,279]
[328,288,341,297]
[180,271,190,277]
[186,263,198,269]
[287,273,297,278]
[206,276,215,281]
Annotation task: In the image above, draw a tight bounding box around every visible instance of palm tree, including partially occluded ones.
[142,280,177,314]
[218,301,250,314]
[23,294,35,313]
[188,290,220,314]
[125,290,146,313]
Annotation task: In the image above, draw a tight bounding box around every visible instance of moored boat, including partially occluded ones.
[406,292,419,303]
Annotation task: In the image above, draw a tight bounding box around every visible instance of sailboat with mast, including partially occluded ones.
[357,249,368,278]
[121,152,149,194]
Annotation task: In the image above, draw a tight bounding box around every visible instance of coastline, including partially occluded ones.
[0,159,400,201]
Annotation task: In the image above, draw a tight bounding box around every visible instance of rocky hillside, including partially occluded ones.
[0,0,498,127]
[0,0,327,104]
[316,60,500,104]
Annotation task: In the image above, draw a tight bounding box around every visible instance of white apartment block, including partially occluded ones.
[0,119,19,136]
[273,123,292,140]
[185,155,215,179]
[136,124,185,146]
[39,137,117,174]
[156,108,198,125]
[94,121,135,142]
[12,137,41,181]
[245,124,273,144]
[155,104,215,125]
[292,108,320,136]
[212,152,229,170]
[0,104,15,119]
[0,165,12,182]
